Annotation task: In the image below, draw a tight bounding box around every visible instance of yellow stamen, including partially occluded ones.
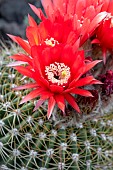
[44,37,59,47]
[45,62,70,86]
[61,70,67,78]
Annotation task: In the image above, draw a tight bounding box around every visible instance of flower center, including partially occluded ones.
[44,37,59,47]
[45,62,71,86]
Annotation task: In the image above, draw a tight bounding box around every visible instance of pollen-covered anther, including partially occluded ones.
[45,62,71,86]
[44,37,59,47]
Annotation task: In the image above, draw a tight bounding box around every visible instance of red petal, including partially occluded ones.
[7,34,18,43]
[38,20,50,40]
[40,76,50,88]
[88,12,107,33]
[28,14,38,27]
[60,45,74,66]
[66,31,77,44]
[69,76,95,88]
[102,48,107,64]
[80,18,90,38]
[89,79,103,85]
[91,39,101,44]
[75,0,85,19]
[41,0,54,19]
[64,94,80,113]
[75,76,97,87]
[26,26,40,46]
[67,0,77,15]
[50,85,63,93]
[64,88,93,97]
[31,46,43,77]
[31,46,52,69]
[13,66,34,78]
[55,94,65,113]
[41,91,53,99]
[33,99,45,111]
[80,12,107,45]
[51,23,63,42]
[101,0,110,11]
[10,54,33,66]
[50,45,62,63]
[72,38,80,53]
[29,4,46,20]
[7,34,31,55]
[84,60,102,74]
[73,14,81,30]
[107,0,113,15]
[32,48,52,89]
[14,83,38,90]
[71,88,93,97]
[84,6,95,20]
[20,88,44,104]
[71,51,84,77]
[47,96,56,119]
[41,48,52,66]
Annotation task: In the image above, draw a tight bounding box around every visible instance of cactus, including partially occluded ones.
[0,44,113,170]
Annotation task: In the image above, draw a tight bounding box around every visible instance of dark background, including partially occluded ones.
[0,0,43,44]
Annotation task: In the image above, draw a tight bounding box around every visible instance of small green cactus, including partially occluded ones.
[0,44,113,170]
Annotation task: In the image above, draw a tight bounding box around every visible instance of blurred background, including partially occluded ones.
[0,0,43,44]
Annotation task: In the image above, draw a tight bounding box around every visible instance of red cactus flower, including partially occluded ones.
[92,0,113,64]
[7,0,107,60]
[13,45,101,119]
[92,16,113,64]
[30,0,105,22]
[7,16,80,67]
[7,16,80,63]
[30,1,107,46]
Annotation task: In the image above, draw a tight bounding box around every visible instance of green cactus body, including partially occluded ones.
[0,45,113,170]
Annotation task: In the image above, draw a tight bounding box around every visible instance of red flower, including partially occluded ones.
[92,0,113,64]
[8,1,107,60]
[7,15,80,66]
[30,1,107,46]
[92,16,113,64]
[7,17,80,67]
[13,45,101,119]
[30,0,106,22]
